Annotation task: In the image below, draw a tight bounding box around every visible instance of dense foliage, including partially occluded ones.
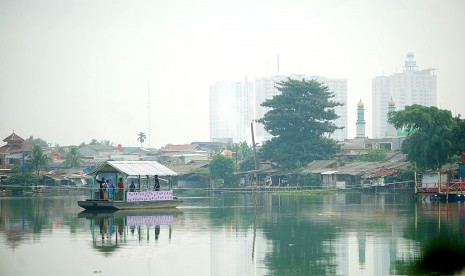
[226,141,256,172]
[257,78,342,169]
[6,173,40,186]
[389,105,465,170]
[239,156,256,171]
[208,154,235,185]
[356,148,388,162]
[227,141,253,162]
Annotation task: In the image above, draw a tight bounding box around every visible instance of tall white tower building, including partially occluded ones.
[209,80,254,144]
[254,74,348,143]
[372,53,437,138]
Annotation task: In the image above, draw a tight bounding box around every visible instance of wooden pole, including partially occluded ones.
[251,121,258,186]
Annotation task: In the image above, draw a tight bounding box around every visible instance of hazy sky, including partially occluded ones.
[1,0,464,148]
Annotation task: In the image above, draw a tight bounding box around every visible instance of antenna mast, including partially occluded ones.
[147,80,151,148]
[277,54,280,74]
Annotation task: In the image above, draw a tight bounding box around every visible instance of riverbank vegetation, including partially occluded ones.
[389,105,465,170]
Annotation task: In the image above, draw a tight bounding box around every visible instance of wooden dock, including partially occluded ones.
[415,181,465,202]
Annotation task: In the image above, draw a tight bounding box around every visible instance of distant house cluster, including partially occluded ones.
[0,130,415,190]
[0,132,227,187]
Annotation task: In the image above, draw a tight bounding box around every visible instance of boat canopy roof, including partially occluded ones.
[90,161,178,177]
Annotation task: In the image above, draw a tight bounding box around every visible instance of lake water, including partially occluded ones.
[1,191,464,276]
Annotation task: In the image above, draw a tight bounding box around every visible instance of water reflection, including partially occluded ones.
[2,193,465,275]
[0,195,85,250]
[78,210,180,254]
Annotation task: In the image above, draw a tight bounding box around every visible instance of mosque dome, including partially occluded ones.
[357,99,364,108]
[388,97,396,107]
[221,149,233,158]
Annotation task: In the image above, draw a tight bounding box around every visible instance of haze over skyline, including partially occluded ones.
[1,0,464,148]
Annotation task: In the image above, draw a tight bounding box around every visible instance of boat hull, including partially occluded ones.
[77,199,182,211]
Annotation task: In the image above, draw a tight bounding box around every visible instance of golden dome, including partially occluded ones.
[388,97,396,107]
[357,99,364,108]
[221,149,233,158]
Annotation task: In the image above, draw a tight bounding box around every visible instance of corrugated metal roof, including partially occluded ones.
[301,160,338,174]
[91,161,178,176]
[333,160,410,178]
[321,170,338,175]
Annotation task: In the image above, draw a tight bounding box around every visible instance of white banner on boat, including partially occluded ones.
[126,190,173,202]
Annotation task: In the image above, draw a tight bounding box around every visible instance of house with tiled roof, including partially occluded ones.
[0,133,33,169]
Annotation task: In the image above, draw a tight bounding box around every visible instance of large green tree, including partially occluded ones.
[389,105,464,170]
[208,154,235,185]
[257,78,342,169]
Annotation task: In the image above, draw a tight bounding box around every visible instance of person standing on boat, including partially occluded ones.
[108,179,114,200]
[154,175,160,191]
[95,176,105,200]
[117,178,124,200]
[155,225,160,240]
[103,180,109,200]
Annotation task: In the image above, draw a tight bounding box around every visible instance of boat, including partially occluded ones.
[78,160,181,211]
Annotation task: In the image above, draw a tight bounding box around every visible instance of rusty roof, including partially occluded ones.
[334,160,410,178]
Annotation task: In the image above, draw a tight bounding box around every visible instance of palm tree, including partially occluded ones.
[31,144,50,175]
[137,132,146,148]
[64,146,82,168]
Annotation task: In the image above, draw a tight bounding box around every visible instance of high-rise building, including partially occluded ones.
[254,74,348,143]
[372,53,437,138]
[209,80,254,144]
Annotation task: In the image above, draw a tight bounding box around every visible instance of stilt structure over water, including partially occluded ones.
[415,153,465,202]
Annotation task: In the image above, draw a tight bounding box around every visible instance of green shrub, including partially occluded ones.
[5,173,40,186]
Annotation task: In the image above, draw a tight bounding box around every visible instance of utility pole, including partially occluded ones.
[235,143,238,186]
[147,80,151,148]
[251,121,258,186]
